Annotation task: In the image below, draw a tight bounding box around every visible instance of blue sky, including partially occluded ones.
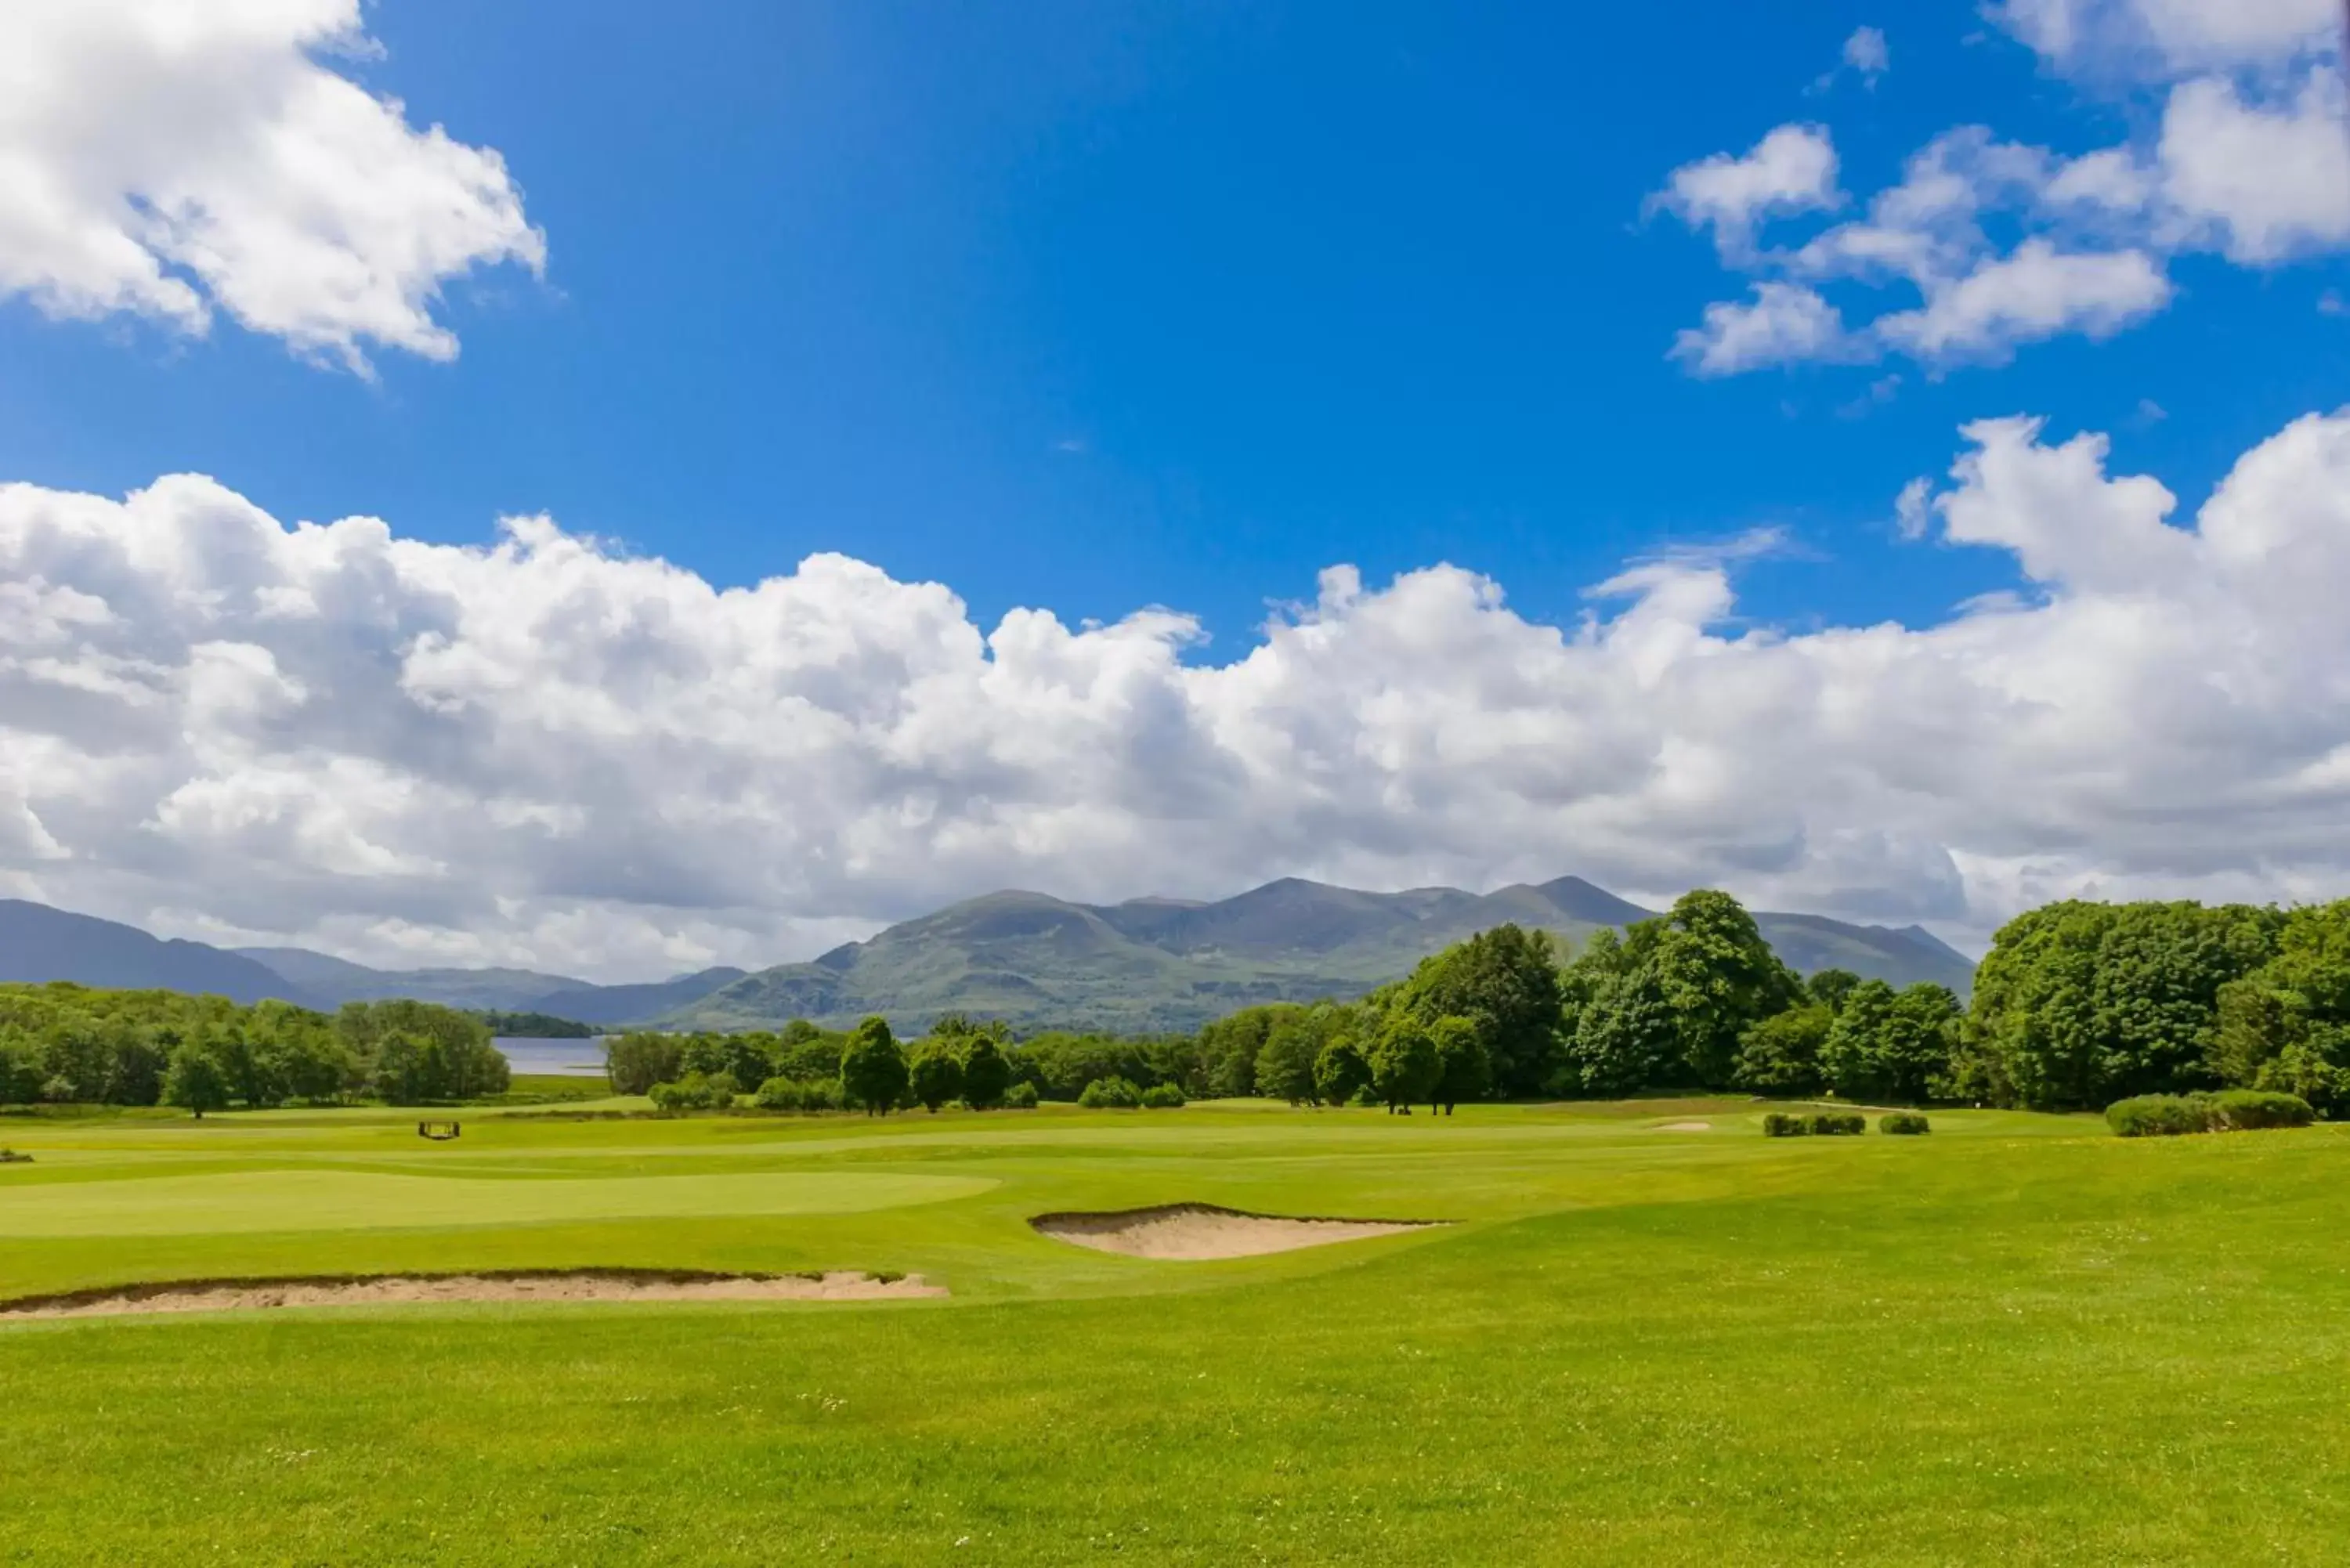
[4,0,2350,974]
[9,0,2341,645]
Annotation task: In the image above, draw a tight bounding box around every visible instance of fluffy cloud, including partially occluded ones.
[1842,26,1890,84]
[1994,0,2338,74]
[1651,126,1842,258]
[2159,72,2350,262]
[8,410,2350,974]
[1875,240,2171,361]
[1658,5,2350,374]
[1671,283,1859,375]
[0,0,543,370]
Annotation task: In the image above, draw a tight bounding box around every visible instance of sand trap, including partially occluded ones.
[1654,1120,1713,1132]
[1032,1203,1441,1260]
[0,1269,943,1320]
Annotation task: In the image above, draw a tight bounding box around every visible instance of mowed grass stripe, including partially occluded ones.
[0,1169,999,1237]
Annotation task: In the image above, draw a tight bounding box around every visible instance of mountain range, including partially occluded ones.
[1,878,1976,1035]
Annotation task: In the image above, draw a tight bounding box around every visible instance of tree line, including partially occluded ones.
[13,891,2347,1120]
[0,985,508,1114]
[790,891,2349,1117]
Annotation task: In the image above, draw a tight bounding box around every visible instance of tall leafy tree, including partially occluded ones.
[907,1038,965,1112]
[956,1033,1014,1109]
[1314,1035,1369,1106]
[1964,901,2276,1108]
[1394,924,1562,1097]
[162,1041,230,1119]
[1647,891,1803,1086]
[1253,1012,1322,1106]
[1556,927,1674,1097]
[1820,981,1960,1103]
[1732,1003,1831,1095]
[2206,900,2350,1111]
[1429,1015,1488,1114]
[1368,1018,1440,1114]
[840,1016,909,1115]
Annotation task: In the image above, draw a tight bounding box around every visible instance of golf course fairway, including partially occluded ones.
[2,1097,2345,1563]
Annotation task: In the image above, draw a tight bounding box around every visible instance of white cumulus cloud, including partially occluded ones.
[1661,2,2350,376]
[0,0,544,371]
[1671,283,1860,375]
[1651,125,1843,259]
[1994,0,2340,75]
[1843,26,1890,83]
[1875,240,2171,362]
[9,410,2350,973]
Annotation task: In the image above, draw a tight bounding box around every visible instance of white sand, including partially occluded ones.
[1032,1203,1440,1260]
[1653,1120,1713,1132]
[2,1270,943,1319]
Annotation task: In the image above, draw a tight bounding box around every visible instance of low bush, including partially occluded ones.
[1879,1112,1930,1135]
[648,1071,738,1112]
[1077,1076,1143,1109]
[2207,1089,2314,1130]
[1139,1082,1187,1108]
[754,1076,843,1112]
[0,1147,28,1164]
[1003,1082,1039,1109]
[2106,1093,2213,1137]
[1808,1111,1866,1136]
[1761,1112,1809,1137]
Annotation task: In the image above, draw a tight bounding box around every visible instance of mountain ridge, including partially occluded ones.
[2,880,1976,1036]
[656,877,1977,1035]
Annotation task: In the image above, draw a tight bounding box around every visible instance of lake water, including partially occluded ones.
[495,1037,609,1078]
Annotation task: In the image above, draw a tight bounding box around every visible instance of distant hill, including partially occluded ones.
[524,969,750,1027]
[2,880,1977,1039]
[232,948,586,1012]
[0,901,315,1006]
[655,876,1979,1036]
[231,948,747,1024]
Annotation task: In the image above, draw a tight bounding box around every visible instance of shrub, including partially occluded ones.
[649,1070,738,1112]
[1808,1111,1866,1136]
[754,1076,842,1112]
[1003,1082,1039,1109]
[2106,1093,2213,1136]
[2207,1089,2314,1129]
[0,1147,28,1164]
[1879,1111,1931,1135]
[1077,1075,1143,1109]
[1761,1111,1810,1137]
[1139,1082,1187,1108]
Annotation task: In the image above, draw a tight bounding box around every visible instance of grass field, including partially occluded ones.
[2,1097,2347,1564]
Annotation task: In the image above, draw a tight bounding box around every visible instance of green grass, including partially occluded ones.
[2,1097,2346,1564]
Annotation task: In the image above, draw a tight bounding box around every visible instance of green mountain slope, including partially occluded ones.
[653,877,1978,1035]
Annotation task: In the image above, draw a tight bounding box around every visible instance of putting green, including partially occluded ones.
[0,1168,997,1238]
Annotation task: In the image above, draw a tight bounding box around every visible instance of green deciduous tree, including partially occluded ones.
[1313,1035,1370,1106]
[1368,1018,1440,1114]
[1964,901,2276,1108]
[1647,891,1804,1087]
[1390,924,1563,1097]
[1733,1003,1832,1095]
[907,1038,965,1112]
[1820,981,1960,1103]
[840,1016,909,1115]
[1556,927,1674,1097]
[1253,1010,1323,1105]
[1429,1015,1488,1114]
[956,1033,1014,1109]
[162,1041,230,1119]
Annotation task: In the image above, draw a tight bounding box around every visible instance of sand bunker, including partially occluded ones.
[1032,1203,1441,1260]
[1654,1120,1713,1132]
[0,1269,943,1320]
